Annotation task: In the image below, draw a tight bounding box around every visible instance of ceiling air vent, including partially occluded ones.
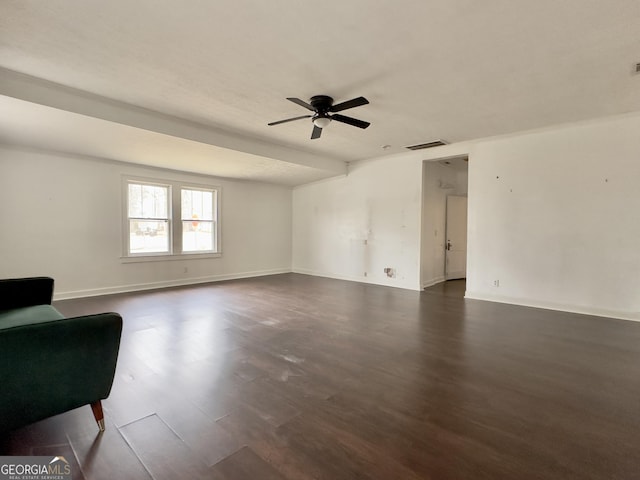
[405,139,448,150]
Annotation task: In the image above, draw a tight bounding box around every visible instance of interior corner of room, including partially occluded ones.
[4,3,640,477]
[3,109,640,320]
[1,0,639,322]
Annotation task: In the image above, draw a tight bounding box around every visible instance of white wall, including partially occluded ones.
[0,145,292,298]
[292,111,640,321]
[5,110,640,322]
[467,113,640,320]
[420,161,468,288]
[292,156,424,290]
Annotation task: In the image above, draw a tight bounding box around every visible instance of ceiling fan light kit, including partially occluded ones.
[268,95,370,139]
[312,116,331,128]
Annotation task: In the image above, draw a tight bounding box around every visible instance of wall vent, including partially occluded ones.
[405,140,448,150]
[635,62,640,74]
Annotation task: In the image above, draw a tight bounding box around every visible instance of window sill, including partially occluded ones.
[121,252,222,264]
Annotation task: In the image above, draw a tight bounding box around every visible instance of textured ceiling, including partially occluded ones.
[1,0,640,184]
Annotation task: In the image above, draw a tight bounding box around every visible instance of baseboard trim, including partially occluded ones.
[53,268,291,300]
[465,290,640,323]
[292,268,422,291]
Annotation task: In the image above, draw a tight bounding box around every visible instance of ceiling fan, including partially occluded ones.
[268,95,370,139]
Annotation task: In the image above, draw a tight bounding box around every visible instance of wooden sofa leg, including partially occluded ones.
[90,401,105,432]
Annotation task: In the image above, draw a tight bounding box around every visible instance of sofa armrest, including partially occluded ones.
[0,311,123,432]
[0,277,54,310]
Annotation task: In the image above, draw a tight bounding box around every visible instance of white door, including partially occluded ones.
[445,195,467,279]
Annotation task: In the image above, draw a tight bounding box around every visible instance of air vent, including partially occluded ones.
[405,140,448,150]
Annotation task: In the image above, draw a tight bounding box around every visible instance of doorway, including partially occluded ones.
[420,156,469,291]
[445,195,467,280]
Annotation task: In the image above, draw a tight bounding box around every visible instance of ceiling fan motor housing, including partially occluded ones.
[310,95,333,115]
[268,94,369,139]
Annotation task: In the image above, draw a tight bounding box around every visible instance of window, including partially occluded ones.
[181,188,217,252]
[127,182,170,254]
[124,178,219,258]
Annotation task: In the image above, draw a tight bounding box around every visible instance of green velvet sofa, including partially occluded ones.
[0,277,122,432]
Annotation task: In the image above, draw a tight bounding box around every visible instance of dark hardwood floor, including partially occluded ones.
[424,279,466,298]
[2,273,640,479]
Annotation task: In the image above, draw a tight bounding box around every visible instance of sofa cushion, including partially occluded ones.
[0,305,65,329]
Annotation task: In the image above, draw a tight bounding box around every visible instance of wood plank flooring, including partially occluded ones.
[2,273,640,479]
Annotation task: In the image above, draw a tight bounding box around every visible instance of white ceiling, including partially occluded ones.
[1,0,639,185]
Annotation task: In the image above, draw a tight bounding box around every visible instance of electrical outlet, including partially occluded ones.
[364,272,368,277]
[184,267,188,274]
[493,279,500,287]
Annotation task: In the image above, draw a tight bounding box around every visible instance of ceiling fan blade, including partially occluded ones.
[331,114,370,129]
[287,97,315,111]
[268,115,312,126]
[311,125,322,139]
[330,96,369,113]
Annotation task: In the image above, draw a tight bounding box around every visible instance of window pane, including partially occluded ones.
[129,220,169,253]
[181,189,213,221]
[182,220,214,252]
[128,184,142,217]
[129,184,168,219]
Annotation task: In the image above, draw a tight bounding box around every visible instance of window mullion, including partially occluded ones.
[171,185,180,254]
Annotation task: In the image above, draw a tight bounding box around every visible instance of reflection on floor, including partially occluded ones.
[424,278,466,298]
[3,273,640,480]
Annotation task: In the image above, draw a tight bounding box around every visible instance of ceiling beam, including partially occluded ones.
[0,67,347,176]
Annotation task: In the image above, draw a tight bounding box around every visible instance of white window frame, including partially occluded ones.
[180,186,218,254]
[122,176,221,262]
